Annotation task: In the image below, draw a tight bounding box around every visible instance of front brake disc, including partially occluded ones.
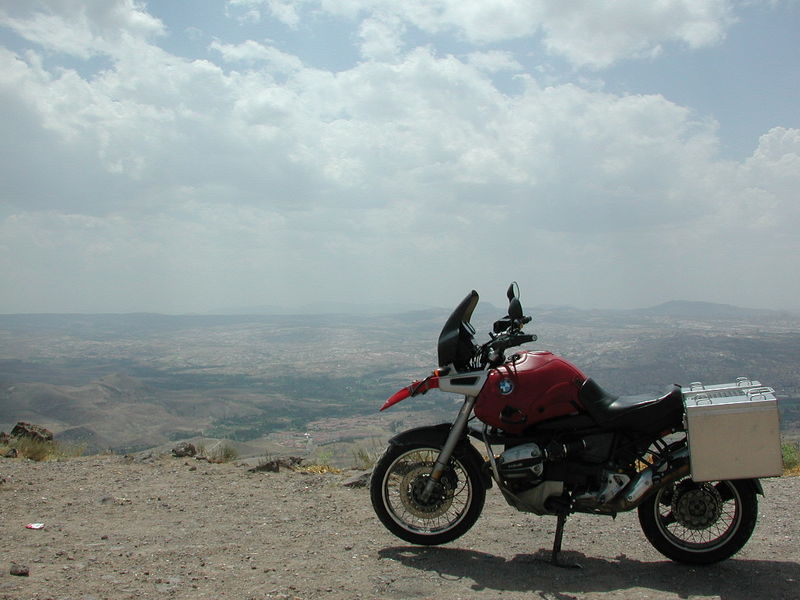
[399,466,455,519]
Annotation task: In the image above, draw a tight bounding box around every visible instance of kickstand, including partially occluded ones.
[545,512,581,569]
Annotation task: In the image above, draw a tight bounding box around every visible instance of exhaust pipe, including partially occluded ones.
[606,450,691,512]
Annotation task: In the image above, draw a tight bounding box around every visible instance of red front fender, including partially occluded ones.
[380,375,440,411]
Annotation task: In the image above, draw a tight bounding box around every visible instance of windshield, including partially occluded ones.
[437,290,479,370]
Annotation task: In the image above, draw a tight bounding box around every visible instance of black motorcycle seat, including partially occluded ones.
[579,378,684,432]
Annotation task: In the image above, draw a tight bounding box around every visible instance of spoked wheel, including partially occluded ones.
[638,477,758,564]
[370,443,485,545]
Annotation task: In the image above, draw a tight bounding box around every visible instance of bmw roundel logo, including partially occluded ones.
[498,378,514,395]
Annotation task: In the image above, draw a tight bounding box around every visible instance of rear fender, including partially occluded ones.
[741,478,765,496]
[662,444,765,496]
[387,424,492,489]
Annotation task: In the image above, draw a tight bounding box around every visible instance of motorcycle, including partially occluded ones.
[370,283,772,566]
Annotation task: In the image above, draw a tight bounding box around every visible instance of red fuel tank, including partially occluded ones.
[474,351,587,434]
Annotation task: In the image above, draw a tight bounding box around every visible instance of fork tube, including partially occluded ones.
[421,395,477,501]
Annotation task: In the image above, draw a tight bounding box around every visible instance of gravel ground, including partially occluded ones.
[1,454,798,600]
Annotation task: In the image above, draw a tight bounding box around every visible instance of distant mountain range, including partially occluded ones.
[2,298,793,321]
[209,301,440,316]
[205,299,794,320]
[632,300,789,320]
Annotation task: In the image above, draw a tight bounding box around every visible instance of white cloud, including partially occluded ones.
[466,51,523,73]
[209,40,304,73]
[228,0,736,68]
[357,15,406,61]
[735,127,800,231]
[0,0,165,59]
[0,1,796,312]
[537,0,735,68]
[228,0,302,27]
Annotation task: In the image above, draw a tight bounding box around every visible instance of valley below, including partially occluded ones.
[1,300,799,463]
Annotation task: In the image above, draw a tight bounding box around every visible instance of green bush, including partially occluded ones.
[782,441,800,471]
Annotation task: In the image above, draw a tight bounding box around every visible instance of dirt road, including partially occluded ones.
[1,455,798,599]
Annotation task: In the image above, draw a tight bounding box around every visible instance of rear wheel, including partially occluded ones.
[370,443,485,545]
[638,477,758,564]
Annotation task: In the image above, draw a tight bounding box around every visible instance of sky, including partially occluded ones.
[0,0,798,314]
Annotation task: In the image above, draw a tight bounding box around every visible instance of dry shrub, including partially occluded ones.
[3,437,84,462]
[207,442,238,464]
[297,464,343,474]
[352,442,382,470]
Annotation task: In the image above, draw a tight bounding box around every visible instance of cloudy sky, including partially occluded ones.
[0,1,798,314]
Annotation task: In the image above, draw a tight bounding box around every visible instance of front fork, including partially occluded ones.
[420,395,478,502]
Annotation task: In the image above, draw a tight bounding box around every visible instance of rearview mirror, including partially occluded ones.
[507,282,523,319]
[507,282,519,302]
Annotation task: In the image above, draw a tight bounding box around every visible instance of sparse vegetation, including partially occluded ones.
[207,442,238,463]
[296,463,342,474]
[298,447,342,474]
[255,452,274,470]
[351,440,382,470]
[782,440,800,475]
[1,437,84,462]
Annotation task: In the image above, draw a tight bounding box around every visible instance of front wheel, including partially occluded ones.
[638,477,758,564]
[370,443,485,545]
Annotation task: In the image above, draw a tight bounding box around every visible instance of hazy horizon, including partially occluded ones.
[0,297,794,318]
[1,2,798,313]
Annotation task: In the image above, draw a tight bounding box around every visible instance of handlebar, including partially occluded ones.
[491,332,537,352]
[480,328,537,367]
[474,284,538,369]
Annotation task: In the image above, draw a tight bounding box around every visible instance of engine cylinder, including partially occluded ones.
[497,443,544,481]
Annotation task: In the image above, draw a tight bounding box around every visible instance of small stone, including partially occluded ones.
[172,442,197,458]
[249,456,304,473]
[10,563,30,576]
[342,470,371,488]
